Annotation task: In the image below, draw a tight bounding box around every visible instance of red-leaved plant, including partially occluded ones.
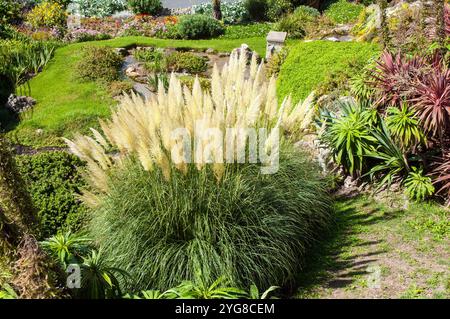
[413,67,450,140]
[371,51,426,108]
[432,152,450,205]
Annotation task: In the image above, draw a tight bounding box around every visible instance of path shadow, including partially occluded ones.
[292,194,404,297]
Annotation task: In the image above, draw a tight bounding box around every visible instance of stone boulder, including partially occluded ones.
[5,95,36,114]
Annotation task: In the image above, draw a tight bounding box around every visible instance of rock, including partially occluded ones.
[205,48,215,54]
[115,48,127,56]
[218,52,230,57]
[36,129,44,135]
[125,64,146,82]
[5,94,36,114]
[325,36,340,42]
[231,44,260,63]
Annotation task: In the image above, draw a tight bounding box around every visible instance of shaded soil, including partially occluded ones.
[296,194,449,299]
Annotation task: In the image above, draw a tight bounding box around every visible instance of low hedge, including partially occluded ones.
[16,151,87,237]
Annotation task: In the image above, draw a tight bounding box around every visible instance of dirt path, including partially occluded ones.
[296,194,449,299]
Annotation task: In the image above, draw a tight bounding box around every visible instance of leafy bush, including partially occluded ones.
[71,0,127,18]
[278,41,380,103]
[244,0,268,21]
[0,0,22,24]
[76,46,123,83]
[15,152,87,237]
[26,1,67,29]
[324,0,364,24]
[267,0,293,22]
[274,6,321,38]
[404,167,434,201]
[193,0,249,25]
[177,14,225,39]
[127,0,162,15]
[220,23,272,39]
[165,52,208,74]
[65,54,331,291]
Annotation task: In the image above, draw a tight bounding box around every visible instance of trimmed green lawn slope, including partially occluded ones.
[278,40,381,104]
[8,36,266,147]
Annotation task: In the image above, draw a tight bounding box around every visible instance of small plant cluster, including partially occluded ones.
[274,5,319,39]
[320,49,450,203]
[75,46,123,83]
[0,38,56,104]
[64,28,111,43]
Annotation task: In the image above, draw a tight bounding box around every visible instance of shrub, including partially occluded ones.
[278,41,381,103]
[274,5,320,39]
[177,14,225,39]
[244,0,268,21]
[26,1,67,29]
[108,80,134,97]
[324,0,364,24]
[15,152,87,238]
[433,153,450,204]
[65,54,331,291]
[267,0,293,22]
[76,46,123,83]
[71,0,127,18]
[404,167,434,202]
[165,52,208,74]
[127,0,162,15]
[0,0,22,24]
[178,75,211,91]
[193,0,249,25]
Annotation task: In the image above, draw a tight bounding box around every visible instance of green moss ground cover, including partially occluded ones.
[278,40,381,104]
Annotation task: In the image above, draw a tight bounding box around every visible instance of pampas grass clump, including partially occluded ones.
[65,52,331,291]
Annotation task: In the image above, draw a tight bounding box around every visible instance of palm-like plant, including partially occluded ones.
[41,231,91,268]
[404,167,435,201]
[366,120,411,190]
[385,103,426,152]
[323,101,377,176]
[80,250,130,299]
[172,276,247,299]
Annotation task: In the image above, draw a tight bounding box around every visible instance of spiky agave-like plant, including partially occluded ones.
[65,53,330,291]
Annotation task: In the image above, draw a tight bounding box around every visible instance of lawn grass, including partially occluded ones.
[278,40,381,104]
[295,194,449,299]
[5,36,266,147]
